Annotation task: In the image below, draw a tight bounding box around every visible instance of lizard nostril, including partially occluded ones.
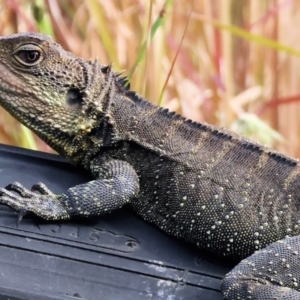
[66,88,83,107]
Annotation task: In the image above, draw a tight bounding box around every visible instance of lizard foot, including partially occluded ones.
[0,182,70,221]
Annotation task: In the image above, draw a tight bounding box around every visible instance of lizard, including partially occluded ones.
[0,32,299,300]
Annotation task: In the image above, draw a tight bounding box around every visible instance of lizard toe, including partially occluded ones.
[5,182,35,197]
[31,182,54,195]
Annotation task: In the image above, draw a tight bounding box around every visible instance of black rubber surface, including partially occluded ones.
[0,143,237,300]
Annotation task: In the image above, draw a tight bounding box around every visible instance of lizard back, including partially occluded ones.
[104,88,300,259]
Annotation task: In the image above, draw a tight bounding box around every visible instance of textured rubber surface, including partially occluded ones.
[0,144,236,300]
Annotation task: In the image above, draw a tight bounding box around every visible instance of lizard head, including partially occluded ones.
[0,32,114,164]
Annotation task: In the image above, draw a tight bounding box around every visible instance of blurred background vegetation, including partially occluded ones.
[0,0,300,157]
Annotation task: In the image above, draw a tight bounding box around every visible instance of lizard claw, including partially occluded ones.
[17,210,27,227]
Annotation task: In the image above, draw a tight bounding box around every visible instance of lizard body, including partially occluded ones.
[0,32,300,299]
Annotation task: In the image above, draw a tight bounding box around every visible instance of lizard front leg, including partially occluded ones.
[0,158,139,220]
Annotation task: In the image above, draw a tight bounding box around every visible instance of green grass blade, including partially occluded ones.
[86,0,121,69]
[127,0,173,80]
[196,15,300,57]
[31,0,54,36]
[20,125,38,150]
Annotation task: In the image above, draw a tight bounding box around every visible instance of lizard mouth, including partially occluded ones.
[0,63,28,96]
[0,63,46,118]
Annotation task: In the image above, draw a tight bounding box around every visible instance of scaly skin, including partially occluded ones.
[0,32,300,299]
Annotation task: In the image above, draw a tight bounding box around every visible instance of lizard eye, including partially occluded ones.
[13,44,43,66]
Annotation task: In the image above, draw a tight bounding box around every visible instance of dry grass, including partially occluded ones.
[0,0,300,157]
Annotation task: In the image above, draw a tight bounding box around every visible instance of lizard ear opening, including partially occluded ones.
[66,88,83,108]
